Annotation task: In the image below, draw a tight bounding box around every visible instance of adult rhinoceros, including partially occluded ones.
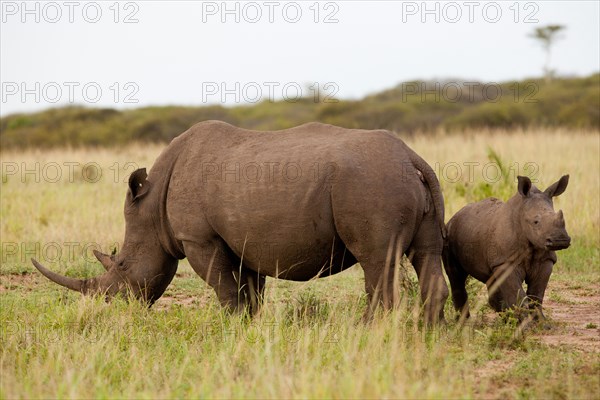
[32,121,449,323]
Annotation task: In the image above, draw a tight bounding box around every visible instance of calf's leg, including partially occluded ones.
[525,260,553,319]
[487,263,527,312]
[442,247,470,319]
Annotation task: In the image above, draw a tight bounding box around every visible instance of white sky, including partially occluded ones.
[1,0,599,116]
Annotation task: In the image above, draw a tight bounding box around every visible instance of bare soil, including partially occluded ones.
[539,282,600,352]
[469,280,600,399]
[472,351,519,400]
[154,293,211,310]
[0,272,40,293]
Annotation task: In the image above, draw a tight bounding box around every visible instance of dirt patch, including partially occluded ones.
[469,280,600,397]
[475,356,516,377]
[154,291,214,311]
[0,272,39,293]
[472,351,519,399]
[467,280,600,353]
[539,282,600,352]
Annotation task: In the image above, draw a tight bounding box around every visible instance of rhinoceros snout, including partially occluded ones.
[545,235,571,251]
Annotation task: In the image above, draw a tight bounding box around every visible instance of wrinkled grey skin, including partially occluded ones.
[33,121,449,323]
[443,175,571,319]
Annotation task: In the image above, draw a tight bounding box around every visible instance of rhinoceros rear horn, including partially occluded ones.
[93,250,113,271]
[31,258,86,292]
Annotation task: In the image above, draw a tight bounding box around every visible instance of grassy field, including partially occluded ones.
[1,128,599,399]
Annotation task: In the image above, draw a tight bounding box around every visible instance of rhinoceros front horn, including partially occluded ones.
[31,258,88,292]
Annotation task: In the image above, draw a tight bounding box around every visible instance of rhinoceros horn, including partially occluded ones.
[31,258,86,292]
[31,258,113,294]
[93,250,113,271]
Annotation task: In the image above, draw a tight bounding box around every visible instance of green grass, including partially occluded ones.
[1,272,598,399]
[1,130,599,398]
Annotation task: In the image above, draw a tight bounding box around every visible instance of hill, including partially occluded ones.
[1,74,598,148]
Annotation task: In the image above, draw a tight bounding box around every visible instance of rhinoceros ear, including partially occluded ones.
[128,168,151,201]
[517,176,532,197]
[544,174,569,198]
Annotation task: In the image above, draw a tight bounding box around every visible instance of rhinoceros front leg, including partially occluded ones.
[525,260,553,319]
[183,240,265,315]
[487,263,527,313]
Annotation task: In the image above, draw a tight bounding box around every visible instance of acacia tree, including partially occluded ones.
[530,25,566,83]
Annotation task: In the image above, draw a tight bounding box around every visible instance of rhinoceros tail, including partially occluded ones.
[406,148,447,240]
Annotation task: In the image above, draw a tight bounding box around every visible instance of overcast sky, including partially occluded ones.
[1,0,599,116]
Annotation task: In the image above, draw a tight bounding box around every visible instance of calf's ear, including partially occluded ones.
[129,168,151,201]
[544,175,569,198]
[517,176,532,197]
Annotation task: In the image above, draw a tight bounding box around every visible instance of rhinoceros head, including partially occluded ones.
[32,168,178,304]
[517,174,571,251]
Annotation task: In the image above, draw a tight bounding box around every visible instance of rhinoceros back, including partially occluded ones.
[165,121,435,280]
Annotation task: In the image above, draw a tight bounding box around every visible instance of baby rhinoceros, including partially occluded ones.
[443,175,571,319]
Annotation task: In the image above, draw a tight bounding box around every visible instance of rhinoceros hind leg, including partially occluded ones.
[353,233,414,321]
[360,254,404,320]
[332,210,416,319]
[408,212,449,325]
[233,267,266,315]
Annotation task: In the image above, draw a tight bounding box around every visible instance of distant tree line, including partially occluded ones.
[1,74,598,148]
